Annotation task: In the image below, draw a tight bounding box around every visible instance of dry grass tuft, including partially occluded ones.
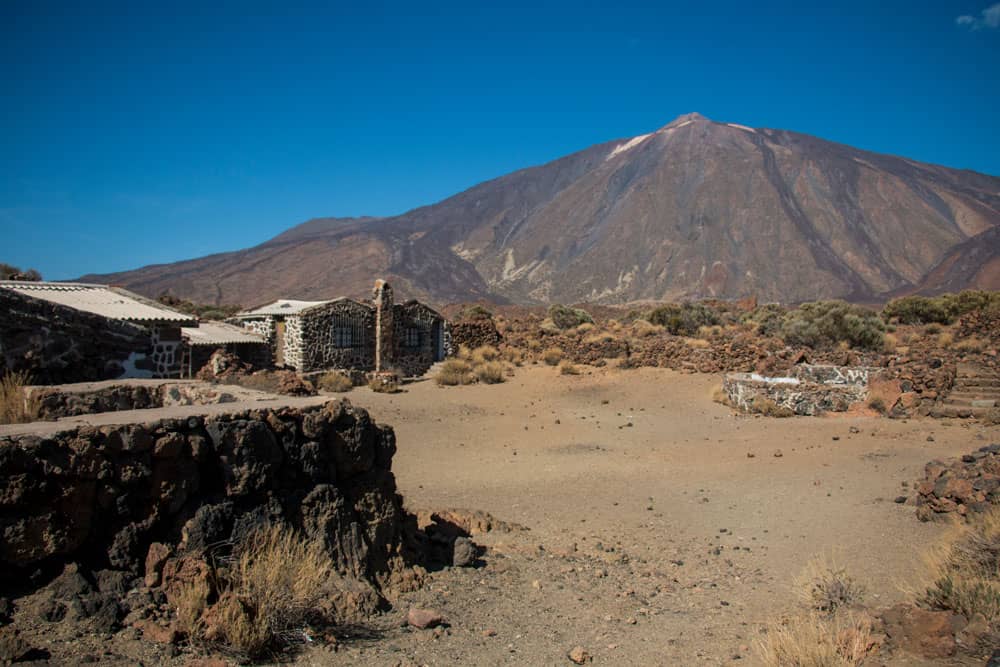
[501,347,525,366]
[206,523,339,659]
[954,337,985,354]
[867,396,887,414]
[882,333,897,353]
[920,507,1000,626]
[559,361,581,375]
[436,358,476,386]
[0,370,39,425]
[574,322,595,335]
[756,611,879,667]
[937,332,954,348]
[711,384,730,406]
[682,336,711,349]
[475,361,506,384]
[316,371,353,393]
[470,345,501,365]
[542,347,564,366]
[750,396,795,418]
[797,556,865,613]
[630,319,662,338]
[368,374,401,393]
[583,332,617,345]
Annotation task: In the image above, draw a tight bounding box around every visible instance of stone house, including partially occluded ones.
[0,280,197,383]
[233,280,447,376]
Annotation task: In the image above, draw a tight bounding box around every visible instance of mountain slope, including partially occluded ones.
[83,113,1000,306]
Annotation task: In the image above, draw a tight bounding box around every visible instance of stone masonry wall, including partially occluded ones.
[723,369,870,416]
[293,300,377,373]
[0,288,156,383]
[0,400,412,597]
[390,302,444,377]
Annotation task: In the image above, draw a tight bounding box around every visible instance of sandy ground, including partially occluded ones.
[5,366,997,666]
[302,365,994,666]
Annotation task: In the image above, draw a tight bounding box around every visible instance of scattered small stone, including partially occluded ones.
[849,426,860,434]
[746,452,755,458]
[452,537,477,567]
[773,450,783,458]
[832,436,840,441]
[927,435,935,442]
[568,646,591,664]
[483,628,497,637]
[894,495,908,503]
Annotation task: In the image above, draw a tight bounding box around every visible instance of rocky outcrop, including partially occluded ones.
[914,444,1000,520]
[0,401,414,600]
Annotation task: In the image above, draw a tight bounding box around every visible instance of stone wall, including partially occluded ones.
[793,364,876,386]
[291,300,377,373]
[449,319,502,352]
[0,401,413,599]
[188,341,272,375]
[723,366,872,416]
[150,326,183,379]
[0,287,156,383]
[30,383,239,420]
[390,302,445,377]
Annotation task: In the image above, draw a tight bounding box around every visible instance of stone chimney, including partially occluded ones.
[373,279,394,372]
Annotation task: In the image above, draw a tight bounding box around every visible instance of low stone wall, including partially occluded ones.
[30,382,240,420]
[0,401,412,599]
[0,288,155,383]
[449,319,502,352]
[914,444,1000,520]
[723,365,872,416]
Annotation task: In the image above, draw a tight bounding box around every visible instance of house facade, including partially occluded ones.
[234,280,448,376]
[0,281,197,383]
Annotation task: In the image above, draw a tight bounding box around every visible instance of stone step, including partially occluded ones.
[951,382,1000,391]
[942,398,998,408]
[947,391,1000,400]
[929,405,996,418]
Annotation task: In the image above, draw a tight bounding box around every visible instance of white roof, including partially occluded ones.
[1,281,196,324]
[182,321,267,346]
[237,299,331,317]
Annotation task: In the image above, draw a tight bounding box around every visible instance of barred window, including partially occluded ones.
[404,327,420,348]
[333,326,354,348]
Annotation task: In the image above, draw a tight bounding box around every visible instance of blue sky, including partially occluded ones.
[2,1,998,280]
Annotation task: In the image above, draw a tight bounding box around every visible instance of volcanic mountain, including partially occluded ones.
[83,113,1000,307]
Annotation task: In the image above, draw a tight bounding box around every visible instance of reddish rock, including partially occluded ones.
[407,607,445,629]
[144,542,172,588]
[135,619,180,645]
[881,604,966,659]
[568,646,591,664]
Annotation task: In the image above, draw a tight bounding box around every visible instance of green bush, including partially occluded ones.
[645,302,721,336]
[883,291,1000,325]
[781,300,885,350]
[457,305,494,321]
[741,304,786,337]
[548,304,594,330]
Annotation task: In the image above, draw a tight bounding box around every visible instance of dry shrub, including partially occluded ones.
[470,345,500,364]
[630,319,662,338]
[0,370,39,425]
[574,322,595,335]
[542,347,564,366]
[583,332,617,345]
[174,578,211,640]
[882,333,897,353]
[526,338,542,352]
[316,371,353,393]
[607,319,622,332]
[456,345,473,360]
[682,336,711,349]
[697,324,723,338]
[954,337,985,354]
[797,557,865,613]
[751,396,794,418]
[436,358,475,386]
[756,611,879,667]
[539,318,561,335]
[938,332,954,349]
[711,384,730,406]
[559,361,581,375]
[867,396,887,414]
[501,347,525,366]
[368,374,400,393]
[207,524,339,659]
[920,507,1000,627]
[475,361,506,384]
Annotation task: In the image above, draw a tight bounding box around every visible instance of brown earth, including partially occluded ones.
[81,113,1000,307]
[3,366,996,665]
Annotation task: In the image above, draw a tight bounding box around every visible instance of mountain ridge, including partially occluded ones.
[81,113,1000,307]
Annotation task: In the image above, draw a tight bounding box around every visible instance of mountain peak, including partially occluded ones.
[661,112,709,129]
